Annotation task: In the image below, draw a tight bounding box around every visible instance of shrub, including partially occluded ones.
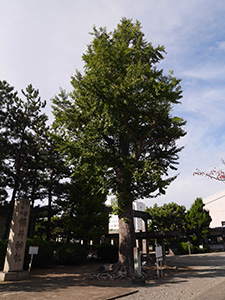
[24,238,53,269]
[96,243,118,263]
[194,244,210,254]
[203,244,210,253]
[178,241,194,255]
[58,243,87,265]
[0,240,7,270]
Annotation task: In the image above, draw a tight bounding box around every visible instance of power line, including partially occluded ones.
[205,194,225,206]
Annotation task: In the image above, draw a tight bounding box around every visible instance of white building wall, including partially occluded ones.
[108,214,119,231]
[203,189,225,228]
[133,201,146,231]
[108,201,146,231]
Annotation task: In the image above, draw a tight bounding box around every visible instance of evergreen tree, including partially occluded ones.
[40,135,72,241]
[185,198,212,245]
[0,81,18,202]
[55,168,109,244]
[0,82,49,238]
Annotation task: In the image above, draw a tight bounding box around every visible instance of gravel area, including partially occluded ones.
[122,252,225,300]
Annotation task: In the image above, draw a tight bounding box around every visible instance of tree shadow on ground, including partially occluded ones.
[1,253,225,296]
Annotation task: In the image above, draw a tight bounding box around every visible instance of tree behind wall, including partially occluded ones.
[52,18,186,276]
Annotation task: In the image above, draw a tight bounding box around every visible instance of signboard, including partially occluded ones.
[28,246,39,272]
[155,244,163,278]
[29,246,39,255]
[156,245,163,259]
[187,241,191,255]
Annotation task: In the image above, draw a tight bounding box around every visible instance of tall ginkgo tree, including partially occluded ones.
[52,18,186,277]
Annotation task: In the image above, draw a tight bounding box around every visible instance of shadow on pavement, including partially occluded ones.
[1,253,225,299]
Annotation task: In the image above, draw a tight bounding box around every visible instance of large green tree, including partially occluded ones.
[52,18,186,276]
[0,81,50,238]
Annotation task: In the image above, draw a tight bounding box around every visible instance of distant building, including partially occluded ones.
[203,189,225,228]
[133,201,146,231]
[108,200,146,231]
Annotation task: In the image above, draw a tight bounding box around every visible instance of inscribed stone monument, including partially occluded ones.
[0,198,30,281]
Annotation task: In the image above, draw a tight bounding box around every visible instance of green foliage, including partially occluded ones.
[185,198,212,245]
[24,238,53,269]
[178,241,210,255]
[96,243,118,263]
[53,174,109,243]
[52,18,186,271]
[58,243,87,265]
[5,83,48,201]
[147,200,212,252]
[52,18,186,209]
[0,81,18,202]
[146,202,186,232]
[0,240,7,270]
[0,81,51,239]
[178,241,194,255]
[0,80,74,241]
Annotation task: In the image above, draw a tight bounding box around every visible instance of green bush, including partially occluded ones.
[194,244,210,254]
[203,244,210,253]
[96,243,118,263]
[178,241,210,255]
[58,243,87,265]
[178,241,194,255]
[24,238,53,269]
[0,240,7,270]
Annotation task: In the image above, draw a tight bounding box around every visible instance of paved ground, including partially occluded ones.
[124,252,225,300]
[1,252,225,300]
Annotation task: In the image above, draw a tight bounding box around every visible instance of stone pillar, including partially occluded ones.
[0,199,30,281]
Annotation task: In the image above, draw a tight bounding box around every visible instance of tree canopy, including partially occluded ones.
[0,80,108,243]
[146,202,186,232]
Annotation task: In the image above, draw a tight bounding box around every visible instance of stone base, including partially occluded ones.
[0,271,29,281]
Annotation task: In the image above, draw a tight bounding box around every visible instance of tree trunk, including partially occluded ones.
[118,201,135,278]
[27,210,36,239]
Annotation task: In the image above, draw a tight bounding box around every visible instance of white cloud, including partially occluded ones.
[183,63,225,81]
[216,41,225,50]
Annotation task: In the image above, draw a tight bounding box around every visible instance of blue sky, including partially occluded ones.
[1,0,225,209]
